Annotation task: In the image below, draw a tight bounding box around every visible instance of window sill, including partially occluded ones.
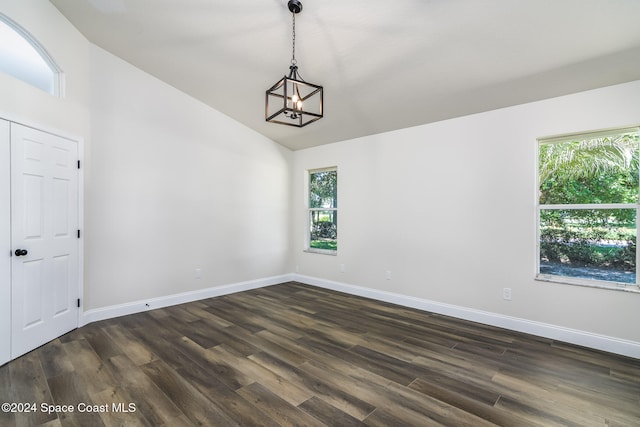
[304,249,337,256]
[535,274,640,294]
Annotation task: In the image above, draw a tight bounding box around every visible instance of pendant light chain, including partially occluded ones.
[291,10,297,65]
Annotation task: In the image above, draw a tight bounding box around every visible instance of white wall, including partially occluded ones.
[0,1,291,315]
[292,80,640,346]
[0,0,91,364]
[0,0,91,135]
[86,45,291,309]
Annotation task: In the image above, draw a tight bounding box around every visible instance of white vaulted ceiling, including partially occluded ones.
[50,0,640,150]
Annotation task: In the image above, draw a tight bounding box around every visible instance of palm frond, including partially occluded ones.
[539,133,638,184]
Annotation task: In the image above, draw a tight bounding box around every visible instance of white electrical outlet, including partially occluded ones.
[503,287,512,300]
[340,263,346,273]
[386,270,392,280]
[195,268,202,279]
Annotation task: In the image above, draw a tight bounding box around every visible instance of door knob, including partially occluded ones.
[14,249,28,256]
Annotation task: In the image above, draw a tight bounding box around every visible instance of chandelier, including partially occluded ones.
[265,0,323,127]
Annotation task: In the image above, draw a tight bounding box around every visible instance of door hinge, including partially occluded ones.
[77,298,80,308]
[77,160,81,169]
[77,229,81,239]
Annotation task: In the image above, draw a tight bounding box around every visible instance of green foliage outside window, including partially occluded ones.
[539,131,639,282]
[309,169,337,251]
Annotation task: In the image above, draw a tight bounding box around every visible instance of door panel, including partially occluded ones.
[53,177,70,236]
[22,259,45,327]
[23,173,44,238]
[52,254,70,315]
[11,123,79,359]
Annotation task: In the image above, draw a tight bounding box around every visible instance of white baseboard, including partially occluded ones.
[294,274,640,359]
[80,274,294,326]
[79,272,640,359]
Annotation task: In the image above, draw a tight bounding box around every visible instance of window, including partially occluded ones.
[0,14,61,95]
[537,127,640,290]
[307,167,337,254]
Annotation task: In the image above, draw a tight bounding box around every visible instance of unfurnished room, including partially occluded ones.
[1,0,640,425]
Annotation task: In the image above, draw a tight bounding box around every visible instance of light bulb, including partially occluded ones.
[296,99,303,110]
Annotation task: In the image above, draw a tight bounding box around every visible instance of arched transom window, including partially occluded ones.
[0,14,61,96]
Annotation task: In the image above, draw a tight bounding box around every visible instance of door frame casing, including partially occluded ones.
[0,111,84,366]
[0,119,10,366]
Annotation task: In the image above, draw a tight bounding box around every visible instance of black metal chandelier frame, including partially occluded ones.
[265,0,323,127]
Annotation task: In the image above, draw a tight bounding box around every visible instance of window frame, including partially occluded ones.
[305,166,338,255]
[0,13,62,96]
[535,126,640,293]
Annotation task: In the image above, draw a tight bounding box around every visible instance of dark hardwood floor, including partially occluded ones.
[1,282,639,426]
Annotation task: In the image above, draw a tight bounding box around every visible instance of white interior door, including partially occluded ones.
[10,123,79,359]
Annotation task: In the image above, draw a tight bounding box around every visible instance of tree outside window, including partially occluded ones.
[308,168,337,253]
[537,128,639,288]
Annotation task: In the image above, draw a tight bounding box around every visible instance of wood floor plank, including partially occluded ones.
[81,327,123,363]
[187,323,260,357]
[8,352,57,426]
[305,351,498,427]
[60,339,119,397]
[174,358,282,427]
[141,359,238,426]
[183,303,233,329]
[161,305,201,323]
[411,350,501,386]
[556,383,640,426]
[0,363,14,426]
[90,386,151,427]
[127,325,207,372]
[249,351,376,421]
[491,370,634,426]
[255,329,322,363]
[39,419,63,427]
[203,299,267,333]
[169,318,222,349]
[225,324,308,367]
[46,372,106,427]
[296,335,417,385]
[408,377,535,426]
[172,336,253,391]
[363,407,442,427]
[494,394,590,427]
[349,344,422,385]
[106,354,185,426]
[410,373,500,407]
[301,320,372,350]
[1,282,639,426]
[298,396,368,427]
[382,381,498,427]
[101,324,156,366]
[301,349,398,392]
[36,339,75,380]
[237,382,328,427]
[298,358,405,417]
[209,344,313,406]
